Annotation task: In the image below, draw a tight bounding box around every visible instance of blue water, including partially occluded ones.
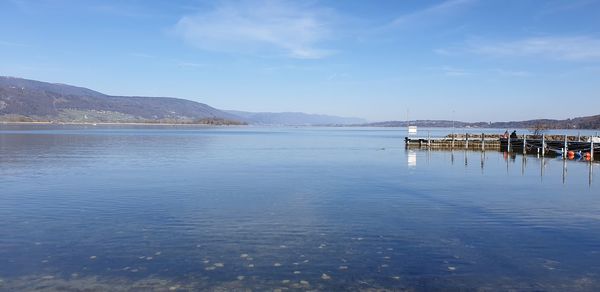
[1,125,599,291]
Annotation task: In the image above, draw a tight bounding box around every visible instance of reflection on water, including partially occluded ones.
[407,151,417,168]
[408,147,597,187]
[1,125,600,291]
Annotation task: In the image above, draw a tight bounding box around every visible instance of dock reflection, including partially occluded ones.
[407,148,597,186]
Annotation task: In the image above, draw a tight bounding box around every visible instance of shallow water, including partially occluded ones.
[1,125,599,291]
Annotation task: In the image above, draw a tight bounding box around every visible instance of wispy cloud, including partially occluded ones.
[173,0,336,59]
[536,0,598,18]
[427,66,532,78]
[387,0,477,29]
[440,66,471,76]
[0,40,29,47]
[469,36,600,61]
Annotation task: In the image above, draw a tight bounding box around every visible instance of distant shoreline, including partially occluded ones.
[0,121,246,127]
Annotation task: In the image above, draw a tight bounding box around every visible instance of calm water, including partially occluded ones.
[1,125,599,291]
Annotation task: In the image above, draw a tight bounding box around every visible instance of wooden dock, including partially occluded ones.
[405,133,598,161]
[404,136,500,150]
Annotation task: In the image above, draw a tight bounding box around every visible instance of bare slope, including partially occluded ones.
[0,76,241,124]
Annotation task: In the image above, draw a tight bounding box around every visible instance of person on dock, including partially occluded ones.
[503,130,509,139]
[510,130,517,139]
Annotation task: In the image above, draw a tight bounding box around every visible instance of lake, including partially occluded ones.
[1,125,599,291]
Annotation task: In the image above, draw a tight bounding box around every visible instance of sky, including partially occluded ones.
[1,0,599,122]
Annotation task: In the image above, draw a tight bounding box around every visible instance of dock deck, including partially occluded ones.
[405,134,598,161]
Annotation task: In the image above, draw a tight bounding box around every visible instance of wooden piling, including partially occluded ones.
[465,133,468,149]
[592,141,595,161]
[481,133,485,151]
[542,134,545,156]
[427,131,431,148]
[523,134,527,154]
[507,136,511,152]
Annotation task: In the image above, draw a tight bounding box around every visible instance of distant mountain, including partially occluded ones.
[362,116,600,129]
[227,110,366,125]
[0,76,243,124]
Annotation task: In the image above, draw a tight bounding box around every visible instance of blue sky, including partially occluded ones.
[1,0,599,122]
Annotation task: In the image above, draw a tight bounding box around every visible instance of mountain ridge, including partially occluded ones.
[360,116,600,130]
[0,76,366,125]
[226,110,366,125]
[0,76,243,124]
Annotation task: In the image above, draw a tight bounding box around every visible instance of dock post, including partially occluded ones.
[427,131,431,148]
[592,141,595,162]
[452,133,455,149]
[523,134,527,154]
[465,133,468,149]
[481,133,485,151]
[542,134,545,157]
[507,136,511,152]
[564,135,568,159]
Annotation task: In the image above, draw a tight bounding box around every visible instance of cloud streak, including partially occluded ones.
[173,0,335,59]
[469,36,600,61]
[387,0,477,29]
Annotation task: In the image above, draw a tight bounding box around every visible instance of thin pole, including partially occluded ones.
[564,134,568,159]
[507,135,511,152]
[452,109,455,149]
[465,133,468,149]
[523,134,527,154]
[427,131,431,148]
[542,134,545,157]
[481,133,485,151]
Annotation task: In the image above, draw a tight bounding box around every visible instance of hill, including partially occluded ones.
[0,76,243,124]
[362,116,600,130]
[227,110,366,126]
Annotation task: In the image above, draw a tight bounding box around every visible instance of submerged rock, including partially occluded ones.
[321,273,331,280]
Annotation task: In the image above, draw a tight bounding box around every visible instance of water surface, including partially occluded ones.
[1,125,599,291]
